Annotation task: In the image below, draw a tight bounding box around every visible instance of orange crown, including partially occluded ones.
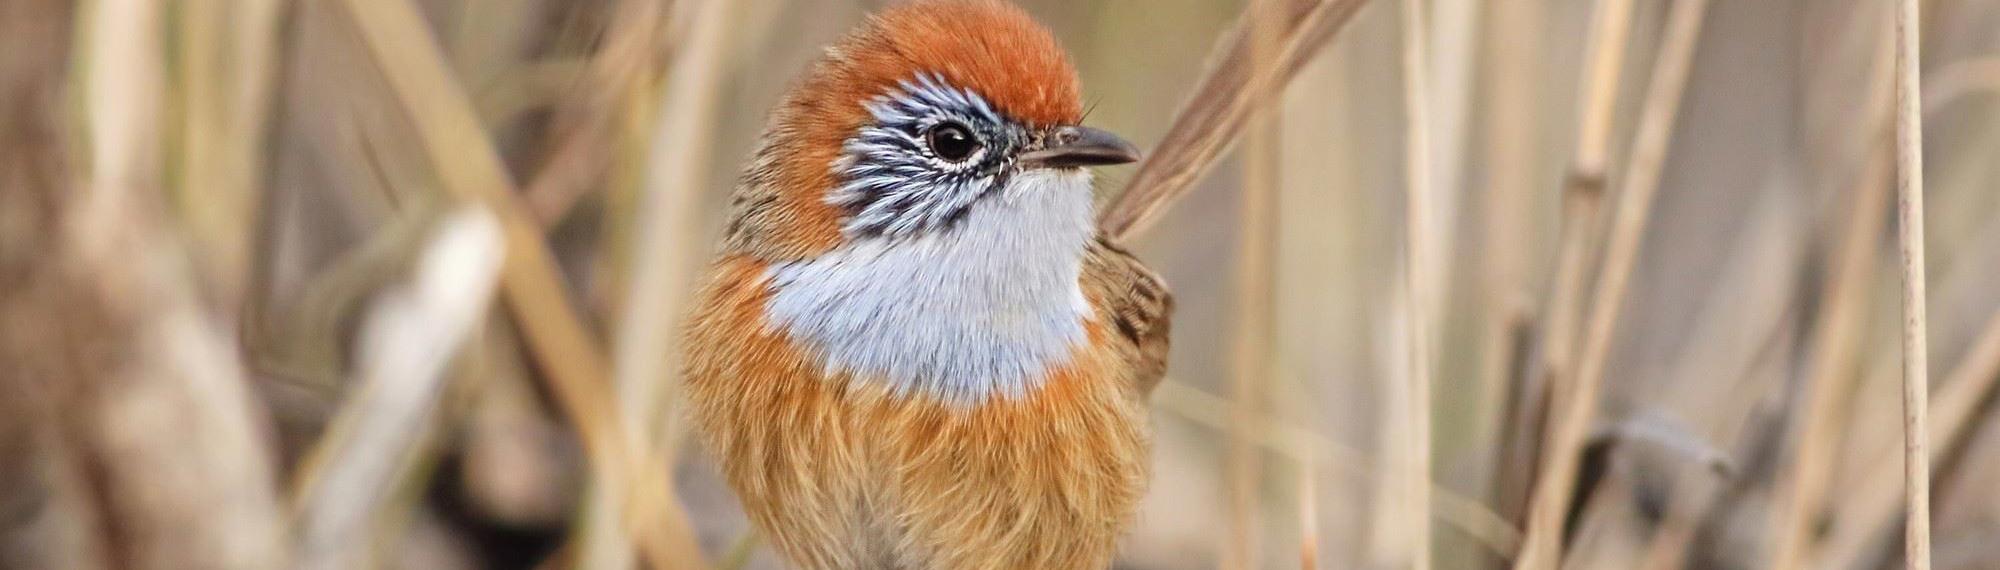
[744,0,1083,257]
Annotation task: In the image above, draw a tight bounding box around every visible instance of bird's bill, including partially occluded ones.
[1018,125,1141,169]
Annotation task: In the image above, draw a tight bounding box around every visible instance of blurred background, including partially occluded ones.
[3,0,1998,568]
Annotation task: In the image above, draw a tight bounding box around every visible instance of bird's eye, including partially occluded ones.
[925,121,981,162]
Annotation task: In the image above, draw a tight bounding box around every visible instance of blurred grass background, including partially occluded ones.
[3,0,2000,568]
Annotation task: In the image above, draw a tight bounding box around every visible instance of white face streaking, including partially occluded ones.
[761,168,1097,406]
[826,73,1032,240]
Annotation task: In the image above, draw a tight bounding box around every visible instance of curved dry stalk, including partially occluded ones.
[173,0,288,303]
[62,1,292,566]
[1479,0,1545,524]
[579,0,741,567]
[1824,307,2000,568]
[292,209,505,570]
[1766,33,1894,566]
[1513,0,1705,566]
[1299,452,1319,570]
[1767,146,1892,570]
[1502,0,1641,539]
[333,0,707,567]
[522,0,673,225]
[1223,6,1281,565]
[1096,0,1370,240]
[1922,57,2000,114]
[1892,0,1933,565]
[1152,381,1524,558]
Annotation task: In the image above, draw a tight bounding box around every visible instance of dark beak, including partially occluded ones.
[1018,125,1141,169]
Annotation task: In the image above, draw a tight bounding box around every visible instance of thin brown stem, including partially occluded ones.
[1224,4,1281,563]
[1477,0,1542,520]
[1097,0,1369,240]
[333,0,707,567]
[1768,106,1894,570]
[291,210,504,570]
[1510,0,1641,563]
[579,0,740,566]
[521,0,672,226]
[1515,0,1699,565]
[1502,0,1641,538]
[1153,381,1524,559]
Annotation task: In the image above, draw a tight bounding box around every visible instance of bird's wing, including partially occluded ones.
[1083,235,1174,397]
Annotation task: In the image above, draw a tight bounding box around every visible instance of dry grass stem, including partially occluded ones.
[1768,73,1894,570]
[1153,382,1523,558]
[13,0,2000,567]
[1223,5,1281,563]
[333,0,705,566]
[1497,0,1637,534]
[580,0,741,567]
[522,0,671,226]
[1300,454,1320,570]
[1893,0,1933,565]
[1821,307,2000,568]
[1922,57,2000,114]
[1097,0,1369,240]
[1512,0,1640,556]
[1930,313,2000,480]
[291,209,505,570]
[1399,0,1437,566]
[1478,0,1544,523]
[171,0,287,301]
[1422,0,1480,322]
[36,2,295,567]
[1515,0,1704,564]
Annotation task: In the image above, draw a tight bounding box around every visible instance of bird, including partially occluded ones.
[681,1,1172,568]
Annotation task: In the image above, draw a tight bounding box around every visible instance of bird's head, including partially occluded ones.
[727,0,1137,259]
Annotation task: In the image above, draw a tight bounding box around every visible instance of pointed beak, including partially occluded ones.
[1018,125,1141,170]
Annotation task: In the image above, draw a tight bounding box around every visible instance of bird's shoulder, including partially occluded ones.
[1080,234,1173,396]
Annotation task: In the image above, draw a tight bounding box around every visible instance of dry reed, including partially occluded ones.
[10,0,2000,568]
[1223,4,1282,566]
[334,0,706,566]
[1097,0,1370,240]
[1767,31,1895,568]
[1512,0,1640,565]
[1892,0,1933,565]
[1399,0,1438,566]
[292,209,505,570]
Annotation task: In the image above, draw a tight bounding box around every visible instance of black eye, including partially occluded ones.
[925,121,981,162]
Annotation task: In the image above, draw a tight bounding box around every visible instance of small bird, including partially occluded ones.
[682,1,1171,568]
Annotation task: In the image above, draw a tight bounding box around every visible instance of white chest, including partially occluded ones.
[761,170,1096,406]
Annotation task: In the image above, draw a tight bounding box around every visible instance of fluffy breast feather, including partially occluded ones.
[683,255,1152,570]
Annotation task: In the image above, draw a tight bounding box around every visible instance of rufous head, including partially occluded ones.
[727,0,1137,259]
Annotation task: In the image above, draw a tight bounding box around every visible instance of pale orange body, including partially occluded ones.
[681,2,1170,568]
[685,249,1161,569]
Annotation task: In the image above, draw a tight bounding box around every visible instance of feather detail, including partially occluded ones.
[1083,236,1175,396]
[723,0,1082,262]
[683,256,1151,569]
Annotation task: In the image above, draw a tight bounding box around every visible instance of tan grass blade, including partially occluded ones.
[333,0,708,567]
[1892,0,1933,564]
[1398,0,1436,566]
[579,0,744,567]
[1096,0,1371,240]
[1153,381,1523,558]
[1223,5,1282,565]
[291,209,505,570]
[1513,0,1699,566]
[1766,36,1895,570]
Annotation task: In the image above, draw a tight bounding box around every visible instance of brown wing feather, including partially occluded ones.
[1082,235,1174,396]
